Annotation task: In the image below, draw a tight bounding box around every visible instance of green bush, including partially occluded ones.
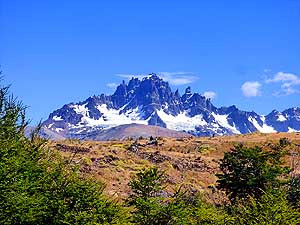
[287,176,300,208]
[127,167,167,225]
[127,167,193,225]
[233,190,300,225]
[127,167,233,225]
[0,82,126,224]
[217,144,287,203]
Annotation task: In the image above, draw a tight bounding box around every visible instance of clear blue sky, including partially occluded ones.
[1,0,300,124]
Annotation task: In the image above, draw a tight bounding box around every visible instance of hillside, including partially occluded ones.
[49,132,300,199]
[83,123,192,140]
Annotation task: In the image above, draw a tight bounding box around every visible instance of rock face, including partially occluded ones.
[42,74,300,139]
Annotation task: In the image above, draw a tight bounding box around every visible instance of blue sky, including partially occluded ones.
[1,0,300,124]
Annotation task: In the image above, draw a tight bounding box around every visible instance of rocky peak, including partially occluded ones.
[133,74,173,105]
[128,78,141,92]
[185,86,192,94]
[181,86,193,104]
[228,105,238,112]
[112,82,128,108]
[146,73,161,81]
[42,74,300,140]
[174,89,181,98]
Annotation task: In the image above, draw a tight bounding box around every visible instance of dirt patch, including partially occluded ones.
[91,155,119,167]
[55,143,90,153]
[128,142,213,172]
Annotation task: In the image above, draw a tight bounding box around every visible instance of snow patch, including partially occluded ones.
[55,128,64,133]
[157,109,207,131]
[277,114,287,122]
[249,117,276,133]
[53,115,63,121]
[125,107,145,121]
[72,103,89,117]
[288,127,299,133]
[212,113,240,134]
[72,104,148,129]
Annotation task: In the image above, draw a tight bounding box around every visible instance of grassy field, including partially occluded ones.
[48,132,300,200]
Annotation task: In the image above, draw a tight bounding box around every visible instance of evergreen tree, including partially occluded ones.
[127,167,233,225]
[0,80,126,224]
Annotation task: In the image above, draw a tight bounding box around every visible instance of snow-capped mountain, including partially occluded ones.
[42,74,300,139]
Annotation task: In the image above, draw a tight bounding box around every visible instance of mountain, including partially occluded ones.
[82,123,192,141]
[42,74,300,140]
[25,126,66,140]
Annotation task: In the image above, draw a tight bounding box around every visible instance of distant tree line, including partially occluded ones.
[1,77,300,224]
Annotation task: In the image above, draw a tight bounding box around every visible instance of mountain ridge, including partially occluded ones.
[42,74,300,140]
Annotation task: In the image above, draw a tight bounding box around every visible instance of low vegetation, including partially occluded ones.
[217,143,289,203]
[1,80,300,224]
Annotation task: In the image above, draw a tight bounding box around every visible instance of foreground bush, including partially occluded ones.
[0,83,125,225]
[233,190,300,225]
[127,167,233,225]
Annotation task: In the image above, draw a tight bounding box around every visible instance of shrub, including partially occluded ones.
[217,144,287,203]
[127,167,233,225]
[233,190,300,225]
[287,175,300,208]
[0,82,126,224]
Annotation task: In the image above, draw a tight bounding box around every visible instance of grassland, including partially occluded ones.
[48,132,300,200]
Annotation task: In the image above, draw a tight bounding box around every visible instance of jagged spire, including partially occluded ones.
[185,86,192,94]
[175,89,180,98]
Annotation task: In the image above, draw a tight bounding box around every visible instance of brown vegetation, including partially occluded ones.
[48,132,300,200]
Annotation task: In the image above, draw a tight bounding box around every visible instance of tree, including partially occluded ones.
[191,197,234,225]
[0,80,126,224]
[217,144,287,203]
[127,167,166,225]
[233,190,300,225]
[127,167,192,225]
[287,175,300,208]
[127,167,233,225]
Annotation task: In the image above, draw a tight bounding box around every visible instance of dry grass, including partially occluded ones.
[48,132,300,200]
